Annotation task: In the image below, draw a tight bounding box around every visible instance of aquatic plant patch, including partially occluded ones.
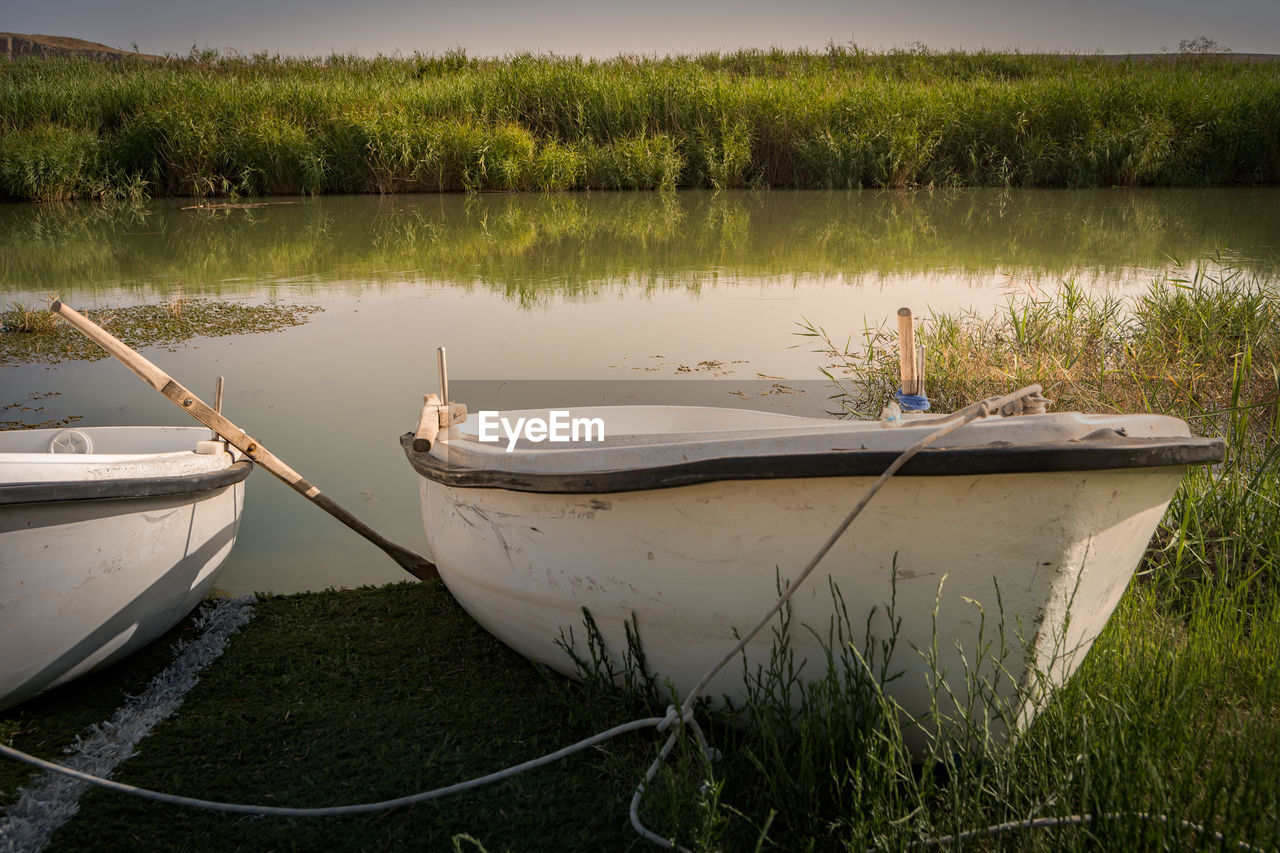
[0,299,321,366]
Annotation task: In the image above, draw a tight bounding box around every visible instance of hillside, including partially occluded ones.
[0,33,161,62]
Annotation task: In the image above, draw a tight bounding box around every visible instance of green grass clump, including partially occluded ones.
[0,125,101,201]
[806,264,1278,424]
[1,48,1278,199]
[545,572,1279,850]
[0,301,59,334]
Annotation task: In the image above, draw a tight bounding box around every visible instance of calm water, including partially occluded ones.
[3,188,1277,593]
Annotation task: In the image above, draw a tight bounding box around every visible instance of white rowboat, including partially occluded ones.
[403,404,1221,740]
[0,426,250,710]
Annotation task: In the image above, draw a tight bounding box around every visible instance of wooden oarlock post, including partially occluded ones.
[412,347,467,452]
[49,301,439,581]
[897,307,918,396]
[437,346,450,406]
[916,342,926,399]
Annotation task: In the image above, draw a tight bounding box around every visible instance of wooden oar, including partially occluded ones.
[50,301,438,581]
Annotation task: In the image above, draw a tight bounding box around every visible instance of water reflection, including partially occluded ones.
[2,188,1276,302]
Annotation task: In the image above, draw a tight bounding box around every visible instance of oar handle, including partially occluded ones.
[49,301,437,581]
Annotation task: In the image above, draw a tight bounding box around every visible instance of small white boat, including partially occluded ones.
[0,426,251,710]
[403,404,1221,740]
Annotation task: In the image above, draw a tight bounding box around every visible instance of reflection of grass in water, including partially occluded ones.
[1,190,1278,304]
[0,299,322,366]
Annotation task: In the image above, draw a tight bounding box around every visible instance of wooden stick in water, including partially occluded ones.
[49,301,438,581]
[897,307,917,396]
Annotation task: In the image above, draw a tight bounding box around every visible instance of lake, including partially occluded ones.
[2,188,1277,593]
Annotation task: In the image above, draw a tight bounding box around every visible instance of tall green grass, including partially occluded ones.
[2,48,1278,199]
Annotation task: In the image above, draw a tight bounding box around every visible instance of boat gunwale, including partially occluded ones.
[400,432,1225,494]
[0,460,253,506]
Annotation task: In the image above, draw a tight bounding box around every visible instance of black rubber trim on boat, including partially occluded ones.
[400,431,1225,494]
[0,460,253,506]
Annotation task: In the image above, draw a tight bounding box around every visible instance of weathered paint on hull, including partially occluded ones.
[0,428,247,710]
[421,466,1182,740]
[0,484,245,709]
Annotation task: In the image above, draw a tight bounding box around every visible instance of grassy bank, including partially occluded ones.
[2,48,1279,200]
[2,268,1278,850]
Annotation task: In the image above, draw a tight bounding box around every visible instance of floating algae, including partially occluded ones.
[0,299,322,366]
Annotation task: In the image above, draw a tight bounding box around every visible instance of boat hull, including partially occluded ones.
[0,427,249,710]
[419,465,1183,739]
[404,404,1221,745]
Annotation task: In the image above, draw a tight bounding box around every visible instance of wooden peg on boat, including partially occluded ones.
[897,307,918,396]
[437,347,450,406]
[915,343,926,399]
[412,395,469,452]
[414,394,443,452]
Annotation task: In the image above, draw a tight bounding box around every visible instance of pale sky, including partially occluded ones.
[5,0,1279,59]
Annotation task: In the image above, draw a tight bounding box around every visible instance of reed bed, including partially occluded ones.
[2,48,1278,200]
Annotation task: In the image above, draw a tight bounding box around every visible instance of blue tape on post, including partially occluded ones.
[894,389,931,411]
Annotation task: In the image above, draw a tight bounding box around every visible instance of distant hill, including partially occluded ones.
[1,33,1276,67]
[0,33,162,62]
